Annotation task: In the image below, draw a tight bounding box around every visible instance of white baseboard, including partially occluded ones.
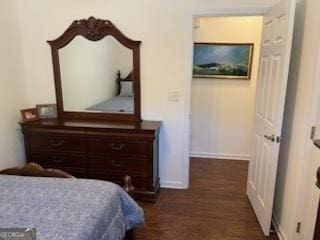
[160,180,185,189]
[160,152,249,189]
[272,214,289,240]
[189,151,250,161]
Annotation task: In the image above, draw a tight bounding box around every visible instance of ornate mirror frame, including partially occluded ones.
[48,17,141,122]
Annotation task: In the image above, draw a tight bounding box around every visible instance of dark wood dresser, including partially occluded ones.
[20,119,161,202]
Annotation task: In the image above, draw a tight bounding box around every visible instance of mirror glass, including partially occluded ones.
[59,35,134,114]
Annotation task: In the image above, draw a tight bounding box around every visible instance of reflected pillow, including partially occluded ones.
[119,81,133,97]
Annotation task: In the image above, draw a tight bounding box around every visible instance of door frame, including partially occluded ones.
[182,3,298,238]
[183,7,269,189]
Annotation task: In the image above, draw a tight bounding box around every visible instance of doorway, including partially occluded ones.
[190,16,263,161]
[189,14,265,236]
[185,0,296,236]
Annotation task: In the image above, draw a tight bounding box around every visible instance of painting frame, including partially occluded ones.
[20,108,40,123]
[193,43,254,80]
[36,104,58,119]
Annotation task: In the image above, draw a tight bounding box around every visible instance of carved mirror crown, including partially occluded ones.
[48,17,141,122]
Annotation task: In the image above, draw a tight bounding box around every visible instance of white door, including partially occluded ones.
[247,0,296,235]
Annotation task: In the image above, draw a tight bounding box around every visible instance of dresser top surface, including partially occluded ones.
[20,118,162,131]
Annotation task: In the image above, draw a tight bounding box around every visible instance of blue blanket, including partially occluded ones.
[0,175,144,240]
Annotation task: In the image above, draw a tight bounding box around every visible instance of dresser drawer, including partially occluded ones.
[89,172,147,190]
[87,138,149,157]
[28,134,85,153]
[89,156,148,175]
[30,153,86,172]
[21,119,161,202]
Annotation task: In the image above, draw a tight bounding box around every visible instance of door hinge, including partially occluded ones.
[296,222,302,233]
[311,126,316,140]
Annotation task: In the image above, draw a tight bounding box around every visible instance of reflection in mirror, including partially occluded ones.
[59,35,134,114]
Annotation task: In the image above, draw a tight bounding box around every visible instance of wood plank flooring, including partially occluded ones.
[136,158,279,240]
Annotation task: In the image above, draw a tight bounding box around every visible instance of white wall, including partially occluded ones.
[191,0,280,12]
[0,0,28,169]
[17,0,192,188]
[190,17,263,160]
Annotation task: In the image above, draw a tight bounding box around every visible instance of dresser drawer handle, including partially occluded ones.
[111,160,124,168]
[110,143,125,151]
[49,140,65,148]
[51,156,65,163]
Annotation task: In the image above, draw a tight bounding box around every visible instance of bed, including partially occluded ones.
[86,71,134,113]
[0,164,144,240]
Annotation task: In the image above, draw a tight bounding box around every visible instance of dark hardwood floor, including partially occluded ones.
[136,158,279,240]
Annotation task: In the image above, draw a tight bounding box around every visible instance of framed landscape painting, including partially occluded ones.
[193,43,254,79]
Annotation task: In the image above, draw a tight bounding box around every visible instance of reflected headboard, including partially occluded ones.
[117,70,133,95]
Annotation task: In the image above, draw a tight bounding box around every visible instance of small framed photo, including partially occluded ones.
[36,104,57,119]
[20,108,40,123]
